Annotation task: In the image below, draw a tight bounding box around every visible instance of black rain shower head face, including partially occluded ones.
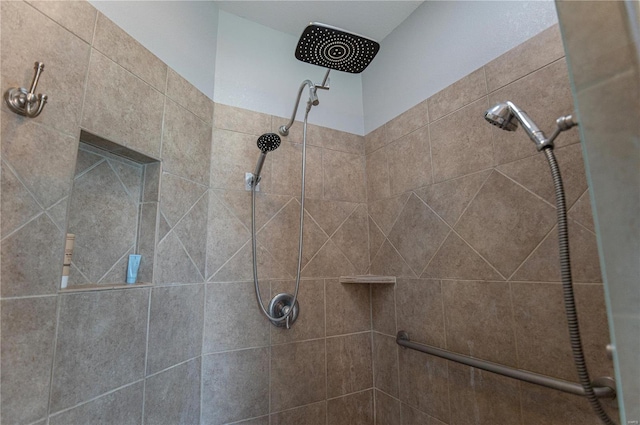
[295,23,380,73]
[257,133,281,153]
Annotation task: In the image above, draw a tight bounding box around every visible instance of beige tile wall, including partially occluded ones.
[1,2,620,425]
[1,1,372,424]
[366,24,618,425]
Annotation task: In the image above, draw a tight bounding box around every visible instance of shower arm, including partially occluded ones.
[279,69,331,136]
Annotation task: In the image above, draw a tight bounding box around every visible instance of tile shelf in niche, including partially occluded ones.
[60,282,153,293]
[340,275,396,284]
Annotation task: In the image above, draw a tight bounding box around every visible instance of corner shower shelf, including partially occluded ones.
[339,275,396,284]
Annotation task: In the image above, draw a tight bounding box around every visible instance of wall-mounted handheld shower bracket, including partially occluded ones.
[4,62,48,118]
[245,173,260,191]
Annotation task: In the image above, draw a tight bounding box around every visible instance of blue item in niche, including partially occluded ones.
[127,255,141,284]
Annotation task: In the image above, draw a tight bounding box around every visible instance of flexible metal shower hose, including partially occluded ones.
[251,106,311,326]
[543,147,616,425]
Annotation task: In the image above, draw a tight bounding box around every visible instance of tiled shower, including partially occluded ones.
[0,1,621,425]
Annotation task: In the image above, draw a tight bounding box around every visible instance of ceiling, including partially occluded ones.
[214,1,424,42]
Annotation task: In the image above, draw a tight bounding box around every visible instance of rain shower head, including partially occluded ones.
[295,23,380,73]
[257,133,281,153]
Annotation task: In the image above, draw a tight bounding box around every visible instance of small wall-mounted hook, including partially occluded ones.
[4,62,48,118]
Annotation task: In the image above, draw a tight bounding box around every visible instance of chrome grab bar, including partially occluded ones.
[396,331,616,399]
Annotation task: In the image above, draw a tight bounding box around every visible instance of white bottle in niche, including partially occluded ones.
[60,234,75,289]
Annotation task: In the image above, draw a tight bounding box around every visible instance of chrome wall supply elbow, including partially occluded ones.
[4,62,48,118]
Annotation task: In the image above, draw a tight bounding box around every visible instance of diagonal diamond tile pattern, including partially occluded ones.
[160,172,207,228]
[331,204,370,273]
[387,194,450,276]
[422,231,503,281]
[258,199,327,276]
[497,143,587,209]
[1,162,42,238]
[414,169,491,226]
[368,193,410,236]
[511,220,602,283]
[454,171,556,278]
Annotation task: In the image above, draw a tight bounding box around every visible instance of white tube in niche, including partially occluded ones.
[127,254,141,284]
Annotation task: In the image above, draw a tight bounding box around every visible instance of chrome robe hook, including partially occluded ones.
[4,62,48,118]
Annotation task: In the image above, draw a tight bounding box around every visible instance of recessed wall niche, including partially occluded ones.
[63,130,160,289]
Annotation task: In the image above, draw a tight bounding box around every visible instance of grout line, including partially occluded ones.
[76,17,97,128]
[325,387,374,402]
[95,245,134,284]
[427,122,435,186]
[323,278,328,425]
[507,281,523,371]
[571,215,597,236]
[201,342,275,358]
[365,204,372,272]
[200,282,208,425]
[419,226,452,278]
[448,168,494,230]
[164,185,208,230]
[372,387,401,404]
[0,293,59,302]
[493,168,557,210]
[393,274,402,411]
[1,157,47,211]
[143,354,201,380]
[370,301,377,423]
[44,292,63,423]
[505,224,556,282]
[487,56,567,96]
[48,378,144,420]
[105,158,141,203]
[482,66,489,97]
[449,227,507,281]
[156,210,172,246]
[68,262,92,286]
[440,280,454,423]
[0,210,46,243]
[367,218,386,267]
[72,155,106,181]
[140,287,153,423]
[45,196,69,234]
[173,230,206,283]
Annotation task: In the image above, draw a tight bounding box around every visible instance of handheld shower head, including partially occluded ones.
[252,133,282,186]
[484,103,518,131]
[485,101,547,149]
[257,133,281,153]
